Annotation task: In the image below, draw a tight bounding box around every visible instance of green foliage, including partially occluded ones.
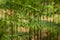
[0,0,60,40]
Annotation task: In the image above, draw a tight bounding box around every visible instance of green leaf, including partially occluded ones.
[0,0,7,5]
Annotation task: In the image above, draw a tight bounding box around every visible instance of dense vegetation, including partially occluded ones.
[0,0,60,40]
